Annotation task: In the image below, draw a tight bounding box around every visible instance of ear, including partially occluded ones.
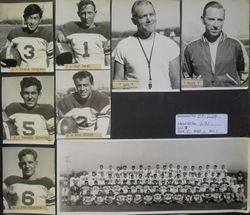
[20,92,23,98]
[18,162,22,169]
[201,16,205,25]
[131,17,137,25]
[38,91,42,98]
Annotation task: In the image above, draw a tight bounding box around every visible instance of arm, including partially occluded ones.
[56,29,68,43]
[103,40,110,67]
[113,60,125,80]
[47,41,54,70]
[96,117,110,135]
[169,55,180,89]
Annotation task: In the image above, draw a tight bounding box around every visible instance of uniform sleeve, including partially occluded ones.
[47,42,54,60]
[113,40,126,65]
[94,92,110,118]
[4,103,18,119]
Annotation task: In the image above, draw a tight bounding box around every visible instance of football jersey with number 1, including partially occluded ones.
[60,22,110,65]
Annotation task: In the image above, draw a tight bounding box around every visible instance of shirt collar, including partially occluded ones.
[202,31,227,43]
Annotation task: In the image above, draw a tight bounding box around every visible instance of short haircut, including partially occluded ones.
[202,1,225,17]
[131,0,154,18]
[18,148,38,161]
[23,4,43,19]
[72,71,94,85]
[20,77,42,94]
[77,0,96,12]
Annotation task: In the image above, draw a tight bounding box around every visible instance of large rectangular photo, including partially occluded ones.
[0,0,54,73]
[181,0,249,90]
[57,138,248,214]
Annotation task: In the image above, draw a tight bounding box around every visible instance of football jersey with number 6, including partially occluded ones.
[4,102,54,136]
[4,175,55,209]
[7,27,53,68]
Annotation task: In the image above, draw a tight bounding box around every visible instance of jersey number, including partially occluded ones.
[83,42,90,57]
[23,121,35,135]
[24,45,35,59]
[22,191,35,205]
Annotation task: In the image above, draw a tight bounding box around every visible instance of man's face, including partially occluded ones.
[202,7,225,38]
[75,77,92,99]
[78,4,96,28]
[132,3,156,36]
[21,85,40,109]
[25,13,41,32]
[19,154,38,178]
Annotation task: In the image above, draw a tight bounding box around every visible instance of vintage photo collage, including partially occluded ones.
[0,0,249,214]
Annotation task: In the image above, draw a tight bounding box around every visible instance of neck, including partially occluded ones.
[23,175,36,181]
[137,31,154,39]
[205,32,222,43]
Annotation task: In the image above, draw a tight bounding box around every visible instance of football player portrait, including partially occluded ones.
[56,0,110,68]
[2,76,54,143]
[0,3,53,72]
[3,148,55,214]
[57,70,110,137]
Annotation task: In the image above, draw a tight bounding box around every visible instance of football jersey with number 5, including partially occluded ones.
[4,102,54,136]
[7,27,53,68]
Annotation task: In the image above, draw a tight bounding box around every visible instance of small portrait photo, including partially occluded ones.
[0,0,54,73]
[57,138,248,214]
[182,0,249,90]
[2,75,55,144]
[112,0,180,92]
[3,146,55,214]
[56,70,110,139]
[55,0,110,70]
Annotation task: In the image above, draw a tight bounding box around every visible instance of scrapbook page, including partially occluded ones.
[0,0,249,214]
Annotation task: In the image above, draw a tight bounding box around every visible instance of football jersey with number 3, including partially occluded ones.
[4,103,54,136]
[7,27,53,68]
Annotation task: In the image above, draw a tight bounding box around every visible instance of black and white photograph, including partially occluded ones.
[57,138,248,214]
[182,0,249,90]
[2,75,55,144]
[3,146,55,214]
[56,70,111,139]
[0,0,54,73]
[112,0,180,92]
[55,0,110,70]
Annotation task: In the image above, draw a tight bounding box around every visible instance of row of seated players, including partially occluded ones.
[63,186,245,206]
